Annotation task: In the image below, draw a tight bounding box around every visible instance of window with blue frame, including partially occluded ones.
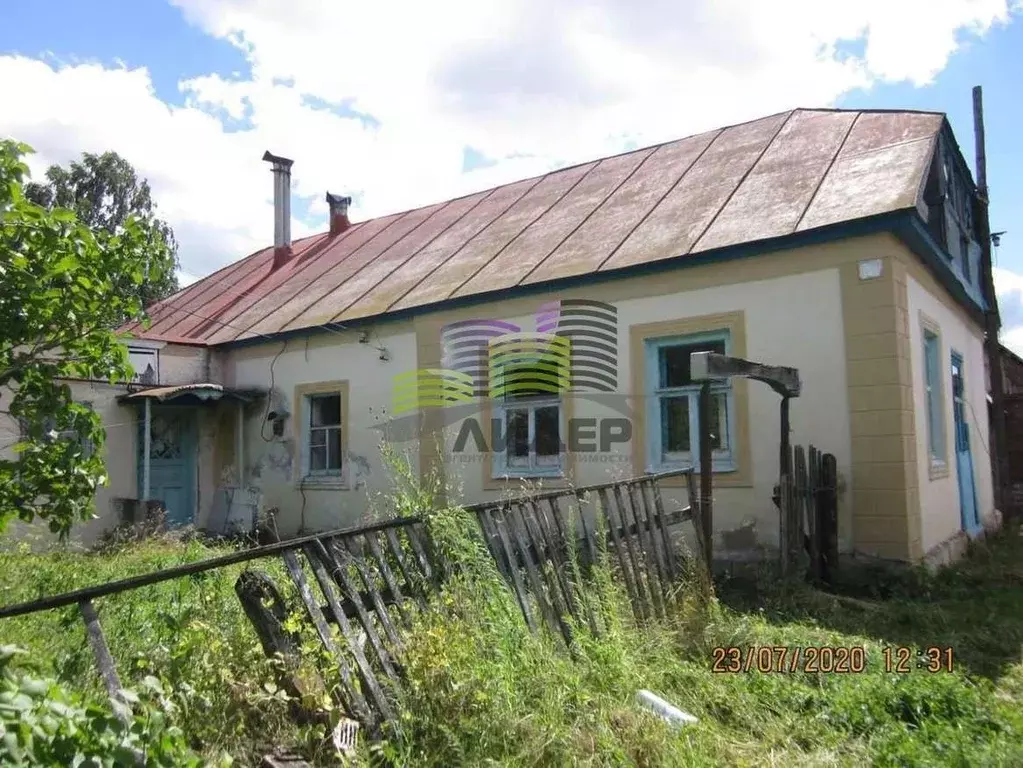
[644,330,734,472]
[923,328,946,467]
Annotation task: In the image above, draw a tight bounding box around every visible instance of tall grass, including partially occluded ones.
[3,455,1023,766]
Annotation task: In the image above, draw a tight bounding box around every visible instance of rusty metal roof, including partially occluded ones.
[118,384,263,403]
[125,108,945,345]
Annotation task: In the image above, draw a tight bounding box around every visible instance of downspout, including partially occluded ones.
[973,85,1010,518]
[142,398,152,501]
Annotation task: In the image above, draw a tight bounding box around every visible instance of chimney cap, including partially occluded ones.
[326,192,353,207]
[262,150,294,168]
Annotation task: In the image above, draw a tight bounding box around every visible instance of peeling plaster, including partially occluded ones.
[349,453,372,491]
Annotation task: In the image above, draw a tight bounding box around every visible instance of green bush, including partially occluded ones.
[0,645,219,766]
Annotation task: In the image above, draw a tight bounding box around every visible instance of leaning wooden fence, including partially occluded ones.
[776,444,839,582]
[0,470,705,742]
[467,469,706,647]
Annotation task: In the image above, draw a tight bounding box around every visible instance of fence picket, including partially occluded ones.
[612,484,649,618]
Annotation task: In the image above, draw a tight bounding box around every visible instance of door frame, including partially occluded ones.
[136,404,198,527]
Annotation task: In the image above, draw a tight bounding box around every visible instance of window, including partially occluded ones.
[306,392,343,475]
[645,331,734,472]
[923,328,946,470]
[491,364,565,477]
[17,402,95,458]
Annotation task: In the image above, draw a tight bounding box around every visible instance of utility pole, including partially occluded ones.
[973,85,1010,519]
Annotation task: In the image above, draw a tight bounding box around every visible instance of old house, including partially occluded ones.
[5,107,1002,563]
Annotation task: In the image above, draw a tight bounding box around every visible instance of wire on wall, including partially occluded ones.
[261,340,290,442]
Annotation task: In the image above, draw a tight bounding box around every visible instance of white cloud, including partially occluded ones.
[994,266,1023,356]
[1,0,1018,285]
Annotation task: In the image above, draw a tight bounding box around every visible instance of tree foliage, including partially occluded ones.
[24,150,179,309]
[1,139,171,537]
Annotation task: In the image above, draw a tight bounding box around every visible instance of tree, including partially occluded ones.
[1,140,172,537]
[25,150,179,310]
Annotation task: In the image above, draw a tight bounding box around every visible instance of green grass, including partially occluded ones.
[0,535,311,765]
[2,521,1023,766]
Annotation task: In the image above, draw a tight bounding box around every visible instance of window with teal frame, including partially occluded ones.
[644,329,735,473]
[923,329,946,467]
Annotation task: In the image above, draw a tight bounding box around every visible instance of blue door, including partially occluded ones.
[137,408,196,527]
[951,352,980,534]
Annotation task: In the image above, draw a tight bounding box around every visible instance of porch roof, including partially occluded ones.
[117,383,265,405]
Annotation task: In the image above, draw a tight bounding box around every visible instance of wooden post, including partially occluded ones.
[79,599,123,702]
[973,85,1010,518]
[142,398,152,501]
[698,382,713,569]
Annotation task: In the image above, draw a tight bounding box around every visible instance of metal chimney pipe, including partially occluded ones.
[326,192,352,237]
[262,151,294,249]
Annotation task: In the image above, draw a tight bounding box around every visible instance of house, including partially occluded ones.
[5,107,1002,563]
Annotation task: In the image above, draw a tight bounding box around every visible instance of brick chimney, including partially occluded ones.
[326,192,352,237]
[262,150,294,269]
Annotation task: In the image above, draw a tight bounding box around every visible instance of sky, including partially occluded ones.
[2,0,1023,350]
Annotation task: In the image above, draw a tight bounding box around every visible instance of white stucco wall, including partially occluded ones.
[440,267,852,554]
[2,380,137,548]
[906,275,994,554]
[228,323,418,536]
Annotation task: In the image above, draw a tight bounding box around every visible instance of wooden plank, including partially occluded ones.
[384,528,428,612]
[597,487,640,617]
[613,484,649,617]
[331,537,404,653]
[626,481,665,619]
[574,491,600,568]
[808,446,821,582]
[540,497,583,624]
[779,474,792,576]
[633,481,669,599]
[506,503,561,637]
[301,545,391,725]
[475,507,510,580]
[698,382,714,568]
[311,541,399,684]
[406,523,438,588]
[687,470,710,578]
[79,600,123,702]
[490,508,537,633]
[280,550,372,723]
[365,532,413,628]
[647,479,677,580]
[522,500,575,626]
[518,503,573,644]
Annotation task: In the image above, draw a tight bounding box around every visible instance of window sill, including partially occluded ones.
[929,460,949,481]
[296,474,350,490]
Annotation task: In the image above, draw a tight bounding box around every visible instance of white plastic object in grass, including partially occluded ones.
[636,689,699,728]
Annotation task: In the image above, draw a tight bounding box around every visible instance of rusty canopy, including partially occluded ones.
[124,108,945,346]
[117,384,264,404]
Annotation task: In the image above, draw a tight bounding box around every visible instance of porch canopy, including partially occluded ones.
[119,384,265,508]
[117,384,265,406]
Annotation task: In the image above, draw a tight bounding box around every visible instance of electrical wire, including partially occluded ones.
[260,340,289,442]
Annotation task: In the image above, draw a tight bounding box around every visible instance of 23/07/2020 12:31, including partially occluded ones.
[883,646,955,673]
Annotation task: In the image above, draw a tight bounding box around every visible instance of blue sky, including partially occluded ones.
[2,0,1022,345]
